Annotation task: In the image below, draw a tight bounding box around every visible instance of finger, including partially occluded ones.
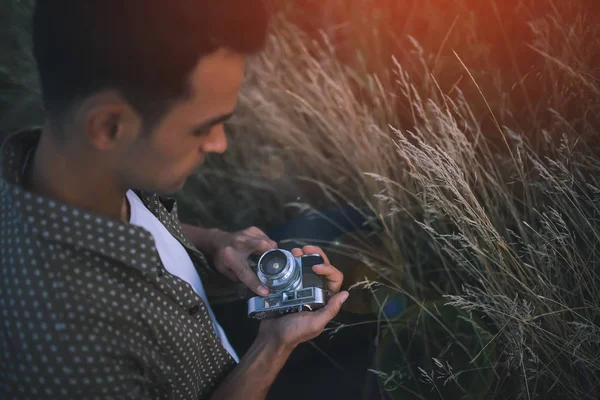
[311,291,349,330]
[248,237,278,255]
[235,231,272,246]
[312,264,344,293]
[229,255,270,296]
[222,268,238,282]
[291,248,304,257]
[235,233,277,255]
[302,245,330,265]
[245,227,277,247]
[246,226,267,237]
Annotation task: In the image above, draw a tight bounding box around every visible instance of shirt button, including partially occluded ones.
[188,305,200,316]
[156,268,164,277]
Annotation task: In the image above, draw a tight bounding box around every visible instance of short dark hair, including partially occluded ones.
[32,1,269,128]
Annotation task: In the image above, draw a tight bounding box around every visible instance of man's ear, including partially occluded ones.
[82,94,140,151]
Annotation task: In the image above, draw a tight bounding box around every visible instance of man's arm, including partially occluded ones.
[210,290,349,400]
[0,288,160,399]
[210,334,293,400]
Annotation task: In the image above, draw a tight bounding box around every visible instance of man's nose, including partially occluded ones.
[202,125,228,154]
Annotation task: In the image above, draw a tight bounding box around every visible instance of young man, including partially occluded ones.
[0,1,349,399]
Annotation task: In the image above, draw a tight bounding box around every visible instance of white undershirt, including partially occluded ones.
[126,190,239,363]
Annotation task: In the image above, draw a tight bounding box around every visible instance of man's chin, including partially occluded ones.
[155,178,187,196]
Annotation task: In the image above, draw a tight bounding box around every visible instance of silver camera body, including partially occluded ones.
[247,249,329,319]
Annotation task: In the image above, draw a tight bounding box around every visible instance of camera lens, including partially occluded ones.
[259,250,289,277]
[264,257,286,276]
[258,249,302,292]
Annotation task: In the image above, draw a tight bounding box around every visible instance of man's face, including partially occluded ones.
[117,49,245,194]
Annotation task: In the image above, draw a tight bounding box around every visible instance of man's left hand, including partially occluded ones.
[289,245,344,294]
[211,226,278,296]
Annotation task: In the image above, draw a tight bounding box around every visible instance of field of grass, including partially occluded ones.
[2,1,600,398]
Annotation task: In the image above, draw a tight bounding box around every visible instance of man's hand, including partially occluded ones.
[211,226,278,296]
[259,245,347,349]
[258,290,349,350]
[209,245,348,400]
[290,245,344,293]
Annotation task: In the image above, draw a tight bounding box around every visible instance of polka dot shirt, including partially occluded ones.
[0,129,237,399]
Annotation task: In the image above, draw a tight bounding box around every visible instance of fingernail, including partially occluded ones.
[312,264,324,269]
[258,286,269,296]
[340,291,350,303]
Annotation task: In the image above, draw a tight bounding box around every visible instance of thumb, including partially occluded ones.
[312,291,349,329]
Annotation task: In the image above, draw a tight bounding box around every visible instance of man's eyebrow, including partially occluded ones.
[193,111,236,132]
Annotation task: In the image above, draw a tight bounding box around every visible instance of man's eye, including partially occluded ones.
[193,127,212,137]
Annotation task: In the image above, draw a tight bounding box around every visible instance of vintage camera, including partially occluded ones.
[247,249,330,319]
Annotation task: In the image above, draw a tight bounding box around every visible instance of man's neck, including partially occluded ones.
[24,127,129,223]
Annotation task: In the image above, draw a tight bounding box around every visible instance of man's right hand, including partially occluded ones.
[257,290,350,351]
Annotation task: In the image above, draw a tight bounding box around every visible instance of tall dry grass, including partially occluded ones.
[185,2,600,398]
[2,0,599,397]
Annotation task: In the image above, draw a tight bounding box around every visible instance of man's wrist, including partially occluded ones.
[210,326,294,400]
[254,329,295,359]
